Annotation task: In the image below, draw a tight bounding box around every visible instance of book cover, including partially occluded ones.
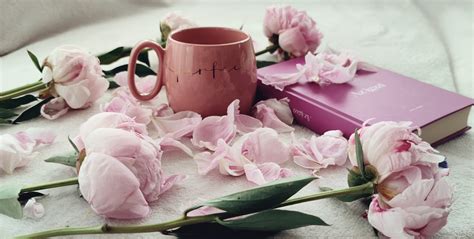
[257,57,474,145]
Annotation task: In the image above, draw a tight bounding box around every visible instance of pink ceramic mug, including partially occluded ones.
[127,27,257,117]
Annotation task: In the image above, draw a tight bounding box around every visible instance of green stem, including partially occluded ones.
[17,182,374,238]
[0,82,48,101]
[255,44,279,56]
[20,177,78,193]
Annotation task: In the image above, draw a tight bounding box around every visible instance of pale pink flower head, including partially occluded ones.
[74,112,147,151]
[368,164,453,238]
[160,12,196,41]
[0,128,56,174]
[292,130,348,173]
[78,128,184,219]
[347,121,445,181]
[41,45,109,112]
[263,5,323,58]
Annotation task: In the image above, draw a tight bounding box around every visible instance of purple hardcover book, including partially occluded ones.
[257,57,474,145]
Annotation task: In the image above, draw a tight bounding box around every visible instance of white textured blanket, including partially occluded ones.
[0,0,472,238]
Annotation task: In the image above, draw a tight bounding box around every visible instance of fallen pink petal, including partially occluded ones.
[152,111,202,139]
[244,162,293,185]
[40,97,70,120]
[23,198,45,219]
[252,98,294,133]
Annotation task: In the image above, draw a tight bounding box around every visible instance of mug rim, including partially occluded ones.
[168,27,251,47]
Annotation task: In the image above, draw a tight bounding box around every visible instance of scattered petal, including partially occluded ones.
[252,98,294,133]
[241,128,291,165]
[235,114,262,133]
[152,111,202,139]
[40,97,69,120]
[244,162,293,185]
[158,137,193,157]
[23,198,45,219]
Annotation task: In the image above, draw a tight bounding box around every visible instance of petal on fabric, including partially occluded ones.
[253,104,294,133]
[244,163,293,185]
[20,128,57,146]
[261,70,304,91]
[54,81,91,109]
[367,196,410,239]
[235,114,262,134]
[23,198,45,219]
[254,98,293,125]
[78,152,149,219]
[154,103,174,117]
[158,137,193,157]
[241,128,291,165]
[194,151,221,175]
[40,97,70,120]
[160,174,187,194]
[152,111,202,139]
[191,114,236,151]
[114,72,156,93]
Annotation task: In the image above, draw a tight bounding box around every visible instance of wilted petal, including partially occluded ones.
[244,163,293,185]
[114,72,156,93]
[261,70,304,91]
[23,198,45,219]
[158,137,193,157]
[194,139,246,176]
[152,111,202,139]
[235,114,262,133]
[78,152,150,219]
[191,101,238,150]
[154,103,174,117]
[254,98,293,125]
[241,128,291,165]
[160,174,187,193]
[40,97,69,120]
[253,104,294,133]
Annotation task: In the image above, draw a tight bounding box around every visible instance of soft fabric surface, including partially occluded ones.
[0,0,473,238]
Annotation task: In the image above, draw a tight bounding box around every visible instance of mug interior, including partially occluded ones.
[169,27,249,45]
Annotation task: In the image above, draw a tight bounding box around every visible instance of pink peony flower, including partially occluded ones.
[78,127,185,219]
[160,12,196,41]
[74,112,147,151]
[192,100,262,151]
[263,5,323,58]
[292,130,348,173]
[0,128,56,174]
[252,98,294,132]
[347,121,445,181]
[194,128,292,185]
[40,45,109,119]
[262,49,376,90]
[368,164,453,238]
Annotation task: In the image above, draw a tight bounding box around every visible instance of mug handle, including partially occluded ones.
[128,40,165,101]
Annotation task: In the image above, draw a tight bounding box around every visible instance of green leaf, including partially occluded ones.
[45,154,77,167]
[12,97,53,124]
[97,47,132,65]
[354,129,366,179]
[18,191,45,206]
[103,64,155,78]
[193,176,315,215]
[107,79,120,89]
[0,184,23,219]
[319,183,374,202]
[217,209,328,231]
[0,118,11,124]
[68,136,79,153]
[0,95,38,109]
[138,51,150,67]
[256,60,277,69]
[0,108,17,119]
[163,222,278,239]
[27,50,43,72]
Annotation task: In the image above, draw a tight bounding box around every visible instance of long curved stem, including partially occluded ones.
[20,177,78,193]
[255,44,279,56]
[0,82,48,101]
[17,182,374,238]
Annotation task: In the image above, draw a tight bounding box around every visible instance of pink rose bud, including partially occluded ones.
[263,6,323,58]
[40,45,109,119]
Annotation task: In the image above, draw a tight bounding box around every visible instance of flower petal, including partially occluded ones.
[261,71,304,91]
[152,111,202,139]
[253,104,294,133]
[235,114,262,133]
[23,198,45,219]
[158,137,193,157]
[40,97,69,120]
[254,98,293,125]
[241,128,291,164]
[244,162,293,185]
